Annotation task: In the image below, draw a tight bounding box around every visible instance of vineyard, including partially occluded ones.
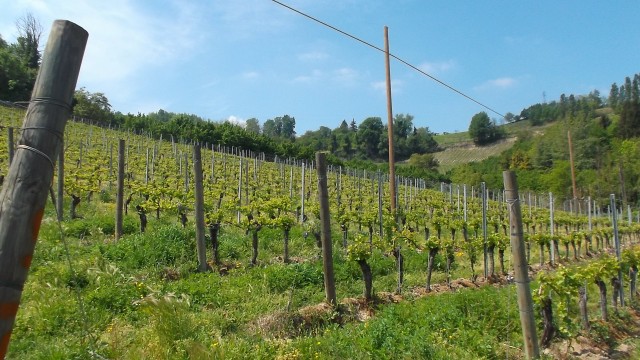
[2,103,640,359]
[433,137,517,173]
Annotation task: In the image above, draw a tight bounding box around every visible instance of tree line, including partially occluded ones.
[69,87,446,183]
[294,114,440,162]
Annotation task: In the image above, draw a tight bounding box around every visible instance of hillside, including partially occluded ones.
[433,137,517,173]
[3,103,640,359]
[432,119,549,173]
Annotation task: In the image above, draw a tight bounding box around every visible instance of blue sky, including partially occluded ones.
[2,1,640,135]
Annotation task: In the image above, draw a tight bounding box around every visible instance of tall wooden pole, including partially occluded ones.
[503,171,540,359]
[0,20,87,359]
[384,26,396,214]
[316,152,336,305]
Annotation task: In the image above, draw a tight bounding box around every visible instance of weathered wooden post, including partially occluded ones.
[611,194,624,307]
[482,182,488,278]
[503,171,540,359]
[6,127,14,165]
[549,192,555,265]
[0,20,87,359]
[56,135,64,221]
[316,152,336,306]
[193,145,208,272]
[115,139,125,240]
[300,162,306,223]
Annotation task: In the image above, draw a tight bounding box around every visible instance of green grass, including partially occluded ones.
[7,193,635,359]
[433,131,471,146]
[5,194,525,359]
[4,174,635,359]
[2,105,638,359]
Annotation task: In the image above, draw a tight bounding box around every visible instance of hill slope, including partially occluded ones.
[432,120,544,173]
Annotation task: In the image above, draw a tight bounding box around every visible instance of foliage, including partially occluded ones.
[448,72,640,204]
[408,152,439,172]
[468,111,505,145]
[73,87,113,124]
[0,14,41,101]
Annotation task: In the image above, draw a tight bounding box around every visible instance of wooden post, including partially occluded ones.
[115,139,125,240]
[549,192,555,265]
[7,127,14,165]
[56,135,64,221]
[145,148,150,184]
[482,182,488,278]
[610,194,624,307]
[384,26,397,214]
[237,158,242,224]
[0,20,87,359]
[503,171,540,359]
[108,143,113,190]
[463,184,467,222]
[378,171,383,238]
[316,152,337,306]
[193,145,208,272]
[300,162,306,223]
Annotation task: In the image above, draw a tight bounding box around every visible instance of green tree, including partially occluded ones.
[73,88,113,124]
[468,111,504,145]
[393,113,414,159]
[279,115,296,140]
[407,127,439,155]
[0,41,33,101]
[609,83,619,109]
[262,119,278,138]
[245,118,260,134]
[357,117,383,159]
[0,13,41,101]
[14,13,42,69]
[408,153,438,171]
[349,119,357,132]
[504,112,516,123]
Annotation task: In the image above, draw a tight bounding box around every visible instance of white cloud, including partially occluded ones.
[135,100,172,115]
[292,69,323,83]
[77,1,200,84]
[206,0,290,40]
[332,67,358,86]
[4,0,203,88]
[226,115,244,126]
[371,79,403,94]
[418,60,455,74]
[298,50,329,61]
[474,77,517,91]
[241,71,260,80]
